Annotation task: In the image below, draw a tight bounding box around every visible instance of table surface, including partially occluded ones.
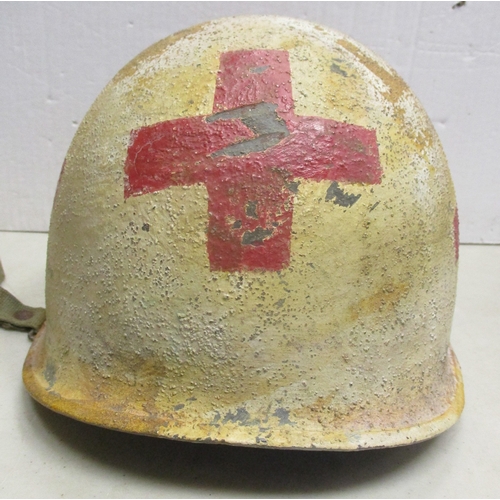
[0,231,498,498]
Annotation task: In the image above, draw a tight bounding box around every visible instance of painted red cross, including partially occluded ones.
[125,50,381,272]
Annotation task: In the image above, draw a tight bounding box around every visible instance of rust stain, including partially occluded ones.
[349,283,410,322]
[338,39,408,104]
[338,38,435,155]
[393,106,436,155]
[281,348,461,436]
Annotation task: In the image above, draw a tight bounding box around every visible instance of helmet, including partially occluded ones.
[23,15,463,450]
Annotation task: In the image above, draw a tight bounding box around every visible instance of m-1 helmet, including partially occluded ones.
[23,15,463,450]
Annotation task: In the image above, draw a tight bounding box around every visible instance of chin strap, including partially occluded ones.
[0,261,46,340]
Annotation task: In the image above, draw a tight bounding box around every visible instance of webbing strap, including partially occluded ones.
[0,261,46,338]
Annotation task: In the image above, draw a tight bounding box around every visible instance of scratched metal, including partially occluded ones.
[23,16,463,450]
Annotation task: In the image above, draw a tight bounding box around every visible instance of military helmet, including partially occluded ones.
[23,15,463,450]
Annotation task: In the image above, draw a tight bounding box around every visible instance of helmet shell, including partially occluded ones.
[24,16,463,450]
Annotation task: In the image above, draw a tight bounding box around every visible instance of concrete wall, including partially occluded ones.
[1,1,498,242]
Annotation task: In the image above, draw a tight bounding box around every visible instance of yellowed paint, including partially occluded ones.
[23,16,463,450]
[337,38,408,104]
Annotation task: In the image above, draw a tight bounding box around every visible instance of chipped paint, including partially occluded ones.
[23,16,462,451]
[325,181,361,207]
[337,38,407,104]
[208,102,290,157]
[330,60,348,77]
[274,407,295,426]
[125,49,381,271]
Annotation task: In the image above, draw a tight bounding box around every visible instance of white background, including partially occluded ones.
[0,1,499,242]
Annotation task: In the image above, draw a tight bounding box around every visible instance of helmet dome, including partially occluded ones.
[24,15,463,450]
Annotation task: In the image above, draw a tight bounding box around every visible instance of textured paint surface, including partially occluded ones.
[24,16,462,450]
[125,50,381,271]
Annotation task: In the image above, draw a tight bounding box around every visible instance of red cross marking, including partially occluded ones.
[125,50,382,272]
